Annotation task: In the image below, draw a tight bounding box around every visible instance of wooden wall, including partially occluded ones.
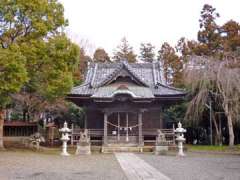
[85,109,164,130]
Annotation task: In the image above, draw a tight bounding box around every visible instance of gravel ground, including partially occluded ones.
[1,151,240,180]
[138,152,240,180]
[0,151,127,180]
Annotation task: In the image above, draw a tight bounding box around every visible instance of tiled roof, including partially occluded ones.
[70,60,186,98]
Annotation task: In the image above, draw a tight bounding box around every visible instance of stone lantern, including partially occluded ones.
[59,121,71,156]
[174,122,187,156]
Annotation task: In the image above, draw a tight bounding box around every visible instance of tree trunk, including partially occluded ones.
[227,113,235,146]
[223,103,235,146]
[0,110,5,149]
[212,112,221,145]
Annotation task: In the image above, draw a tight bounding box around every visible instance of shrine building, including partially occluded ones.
[67,60,186,150]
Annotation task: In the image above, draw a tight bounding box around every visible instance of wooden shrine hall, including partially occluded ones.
[67,60,186,150]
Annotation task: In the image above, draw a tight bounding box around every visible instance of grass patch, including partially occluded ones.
[186,144,240,152]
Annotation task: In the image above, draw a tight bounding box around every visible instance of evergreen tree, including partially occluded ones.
[0,0,66,48]
[158,42,183,87]
[113,37,137,63]
[197,4,222,56]
[0,47,28,149]
[0,0,80,148]
[73,48,92,86]
[139,43,155,62]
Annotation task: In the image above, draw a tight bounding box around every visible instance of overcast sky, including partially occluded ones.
[60,0,240,56]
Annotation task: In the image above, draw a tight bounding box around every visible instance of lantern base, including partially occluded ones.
[61,151,70,156]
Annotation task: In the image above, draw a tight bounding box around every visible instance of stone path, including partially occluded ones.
[115,153,171,180]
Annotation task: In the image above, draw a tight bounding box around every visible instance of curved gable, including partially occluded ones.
[91,61,149,88]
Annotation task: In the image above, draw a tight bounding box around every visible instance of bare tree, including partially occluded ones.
[185,54,240,146]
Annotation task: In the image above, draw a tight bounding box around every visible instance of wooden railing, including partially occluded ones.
[3,122,38,137]
[70,129,104,145]
[70,128,175,145]
[143,128,175,145]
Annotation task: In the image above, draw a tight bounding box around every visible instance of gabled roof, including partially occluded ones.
[91,60,148,88]
[69,60,186,99]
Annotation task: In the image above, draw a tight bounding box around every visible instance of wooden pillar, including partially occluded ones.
[138,111,143,146]
[126,113,129,142]
[84,113,87,129]
[15,127,17,136]
[51,127,54,146]
[172,123,176,145]
[71,124,74,146]
[159,107,163,129]
[117,113,120,141]
[104,112,108,145]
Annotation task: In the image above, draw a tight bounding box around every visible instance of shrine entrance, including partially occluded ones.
[103,109,144,146]
[107,112,137,144]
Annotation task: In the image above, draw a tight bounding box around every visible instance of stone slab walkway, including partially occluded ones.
[115,153,171,180]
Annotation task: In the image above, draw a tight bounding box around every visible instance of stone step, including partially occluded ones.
[102,146,143,153]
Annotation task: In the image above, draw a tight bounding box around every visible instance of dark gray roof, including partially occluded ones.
[70,60,186,98]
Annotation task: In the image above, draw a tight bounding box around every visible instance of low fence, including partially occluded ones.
[71,127,175,146]
[3,121,38,137]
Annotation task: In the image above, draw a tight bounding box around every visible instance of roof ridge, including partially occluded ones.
[122,61,149,87]
[93,61,149,88]
[157,61,166,85]
[71,83,90,90]
[92,63,123,88]
[157,83,186,93]
[152,63,157,87]
[90,63,98,87]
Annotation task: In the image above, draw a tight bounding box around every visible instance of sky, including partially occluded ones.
[60,0,240,57]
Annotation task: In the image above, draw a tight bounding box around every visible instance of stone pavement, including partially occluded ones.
[0,151,127,180]
[1,151,240,180]
[115,153,171,180]
[138,153,240,180]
